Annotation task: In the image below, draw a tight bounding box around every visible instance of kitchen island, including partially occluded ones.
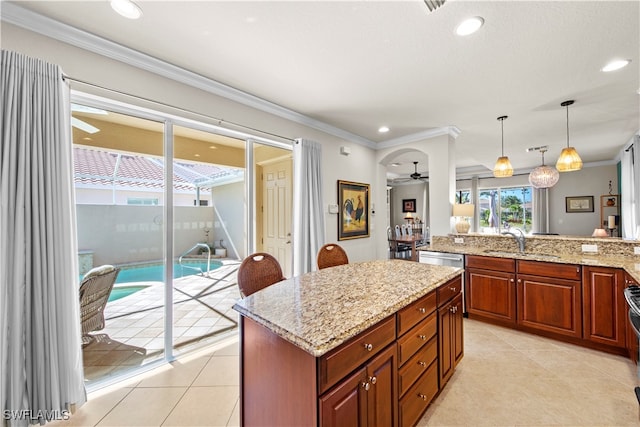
[233,259,463,427]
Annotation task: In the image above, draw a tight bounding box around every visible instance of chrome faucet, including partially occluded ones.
[502,228,526,252]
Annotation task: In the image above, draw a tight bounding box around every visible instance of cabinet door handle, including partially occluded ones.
[364,343,373,351]
[418,334,427,341]
[450,286,457,292]
[362,381,370,391]
[510,278,514,283]
[418,361,427,367]
[517,279,521,283]
[418,393,428,401]
[418,307,426,314]
[369,376,377,385]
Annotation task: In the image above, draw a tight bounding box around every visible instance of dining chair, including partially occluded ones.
[237,252,286,298]
[317,243,349,269]
[393,225,411,259]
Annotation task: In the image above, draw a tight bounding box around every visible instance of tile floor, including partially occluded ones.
[59,318,639,426]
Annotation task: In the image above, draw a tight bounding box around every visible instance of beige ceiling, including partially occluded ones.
[5,0,640,178]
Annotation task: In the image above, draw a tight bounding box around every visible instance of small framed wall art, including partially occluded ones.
[338,180,370,240]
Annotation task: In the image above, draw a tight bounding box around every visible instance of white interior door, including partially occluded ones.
[262,159,292,277]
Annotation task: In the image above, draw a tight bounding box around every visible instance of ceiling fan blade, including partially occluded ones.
[71,117,100,134]
[71,103,108,115]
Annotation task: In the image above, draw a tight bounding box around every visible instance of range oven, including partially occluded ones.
[623,285,640,410]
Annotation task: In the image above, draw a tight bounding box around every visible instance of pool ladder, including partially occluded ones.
[178,243,211,277]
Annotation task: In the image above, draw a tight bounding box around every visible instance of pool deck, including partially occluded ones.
[82,258,241,386]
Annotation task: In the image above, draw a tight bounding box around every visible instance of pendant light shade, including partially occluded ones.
[493,116,513,177]
[556,100,583,172]
[528,147,559,188]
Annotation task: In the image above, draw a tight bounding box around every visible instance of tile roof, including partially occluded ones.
[73,147,240,192]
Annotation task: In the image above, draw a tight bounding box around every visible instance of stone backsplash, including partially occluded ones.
[431,233,640,257]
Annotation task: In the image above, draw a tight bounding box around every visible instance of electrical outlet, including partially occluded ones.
[635,247,640,255]
[582,244,598,253]
[454,237,464,244]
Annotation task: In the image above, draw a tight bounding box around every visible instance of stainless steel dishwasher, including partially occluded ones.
[418,250,466,314]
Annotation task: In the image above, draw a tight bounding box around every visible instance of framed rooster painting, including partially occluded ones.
[338,180,370,240]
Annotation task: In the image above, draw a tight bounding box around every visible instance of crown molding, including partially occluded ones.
[1,2,376,148]
[377,126,461,149]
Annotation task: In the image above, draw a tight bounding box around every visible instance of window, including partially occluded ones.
[455,190,471,204]
[478,186,532,234]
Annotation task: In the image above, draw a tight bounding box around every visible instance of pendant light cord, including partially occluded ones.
[566,104,570,148]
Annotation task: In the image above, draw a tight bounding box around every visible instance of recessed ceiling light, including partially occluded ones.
[378,126,390,133]
[194,154,200,157]
[601,59,630,72]
[390,162,401,167]
[110,0,143,19]
[455,17,484,36]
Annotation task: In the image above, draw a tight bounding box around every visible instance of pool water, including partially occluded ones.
[115,260,222,284]
[105,261,222,302]
[108,285,149,302]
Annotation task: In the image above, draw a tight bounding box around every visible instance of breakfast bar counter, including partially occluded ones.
[233,260,464,426]
[233,259,461,357]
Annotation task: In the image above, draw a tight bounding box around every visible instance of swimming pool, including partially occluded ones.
[108,285,149,302]
[115,260,222,284]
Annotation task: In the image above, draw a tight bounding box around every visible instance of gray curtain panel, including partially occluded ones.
[621,136,640,239]
[1,50,86,426]
[292,139,325,276]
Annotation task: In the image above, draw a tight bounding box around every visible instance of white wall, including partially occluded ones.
[2,23,382,261]
[211,182,245,259]
[76,205,214,266]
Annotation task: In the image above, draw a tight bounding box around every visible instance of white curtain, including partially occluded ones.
[292,139,325,276]
[621,137,640,239]
[1,50,86,426]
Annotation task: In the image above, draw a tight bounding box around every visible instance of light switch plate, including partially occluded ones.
[454,237,464,244]
[582,244,598,253]
[328,204,339,214]
[634,247,640,255]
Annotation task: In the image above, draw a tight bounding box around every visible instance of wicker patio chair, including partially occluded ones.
[79,265,120,342]
[237,253,285,298]
[317,243,349,270]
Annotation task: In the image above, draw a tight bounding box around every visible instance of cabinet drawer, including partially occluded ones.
[517,260,580,280]
[398,336,437,397]
[437,275,462,307]
[397,312,437,365]
[398,360,438,427]
[466,255,515,272]
[397,291,436,337]
[319,315,396,394]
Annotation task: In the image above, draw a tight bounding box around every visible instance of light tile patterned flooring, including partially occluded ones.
[59,318,639,426]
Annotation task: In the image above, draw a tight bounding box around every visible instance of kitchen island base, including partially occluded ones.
[237,272,463,427]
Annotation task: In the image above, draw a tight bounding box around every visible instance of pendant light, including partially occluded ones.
[556,100,583,172]
[493,115,513,177]
[528,147,559,188]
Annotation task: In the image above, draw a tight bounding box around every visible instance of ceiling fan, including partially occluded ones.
[390,161,429,184]
[71,103,107,134]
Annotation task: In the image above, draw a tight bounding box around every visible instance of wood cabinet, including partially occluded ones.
[583,266,626,348]
[517,260,582,338]
[320,344,397,427]
[466,256,516,325]
[396,291,438,427]
[438,292,463,386]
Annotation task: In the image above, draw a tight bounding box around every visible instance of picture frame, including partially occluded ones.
[565,196,594,213]
[402,199,416,213]
[338,180,370,240]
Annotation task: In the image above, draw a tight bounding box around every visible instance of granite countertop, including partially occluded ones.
[233,260,461,357]
[419,238,640,283]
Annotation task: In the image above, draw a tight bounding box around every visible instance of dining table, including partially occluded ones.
[393,233,424,261]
